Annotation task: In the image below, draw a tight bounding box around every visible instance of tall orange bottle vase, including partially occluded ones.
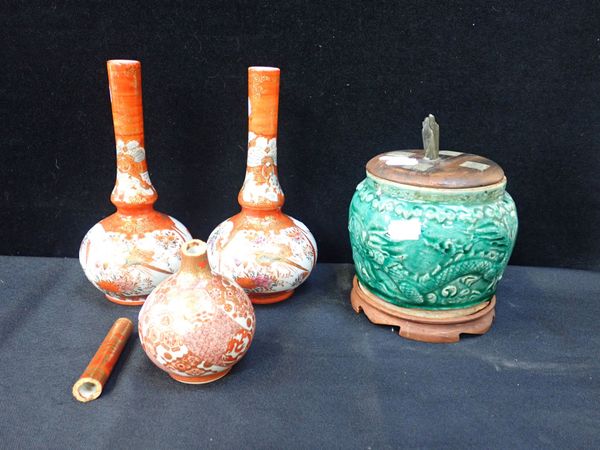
[207,67,317,304]
[139,240,255,384]
[79,60,192,306]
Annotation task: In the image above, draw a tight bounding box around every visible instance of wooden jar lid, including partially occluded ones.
[366,149,504,189]
[366,115,505,189]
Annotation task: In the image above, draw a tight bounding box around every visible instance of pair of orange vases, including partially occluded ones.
[79,60,317,384]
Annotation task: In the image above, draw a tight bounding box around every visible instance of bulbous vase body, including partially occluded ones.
[138,240,255,384]
[80,208,191,305]
[208,209,317,303]
[79,60,191,305]
[207,67,317,304]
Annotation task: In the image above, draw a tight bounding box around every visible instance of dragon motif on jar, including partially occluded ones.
[349,176,518,309]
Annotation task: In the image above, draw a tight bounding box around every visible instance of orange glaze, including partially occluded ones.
[79,60,192,306]
[210,208,295,258]
[72,318,134,402]
[107,60,157,209]
[139,240,255,384]
[107,60,144,144]
[100,208,184,236]
[238,68,284,211]
[96,279,123,294]
[232,208,295,229]
[207,67,317,304]
[248,66,279,138]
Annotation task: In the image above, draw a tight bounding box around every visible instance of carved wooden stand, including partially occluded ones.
[350,276,495,343]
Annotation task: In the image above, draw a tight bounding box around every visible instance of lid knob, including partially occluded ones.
[422,114,440,160]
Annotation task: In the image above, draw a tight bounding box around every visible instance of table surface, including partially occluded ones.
[1,257,599,449]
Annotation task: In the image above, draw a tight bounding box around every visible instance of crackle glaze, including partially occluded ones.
[349,157,518,311]
[138,240,255,384]
[208,67,317,304]
[80,60,192,306]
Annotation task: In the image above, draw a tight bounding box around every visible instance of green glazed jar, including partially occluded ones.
[349,116,518,313]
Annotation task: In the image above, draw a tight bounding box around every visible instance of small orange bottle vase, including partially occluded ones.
[79,60,192,306]
[207,67,317,304]
[138,240,255,384]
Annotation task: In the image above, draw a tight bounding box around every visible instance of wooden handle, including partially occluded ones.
[248,67,280,137]
[107,60,144,144]
[72,318,133,403]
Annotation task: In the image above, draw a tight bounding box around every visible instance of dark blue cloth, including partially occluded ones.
[1,257,598,448]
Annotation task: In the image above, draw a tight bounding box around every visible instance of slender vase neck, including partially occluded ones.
[107,60,158,211]
[238,67,285,211]
[178,240,211,278]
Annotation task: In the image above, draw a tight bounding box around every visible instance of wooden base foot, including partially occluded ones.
[350,276,495,343]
